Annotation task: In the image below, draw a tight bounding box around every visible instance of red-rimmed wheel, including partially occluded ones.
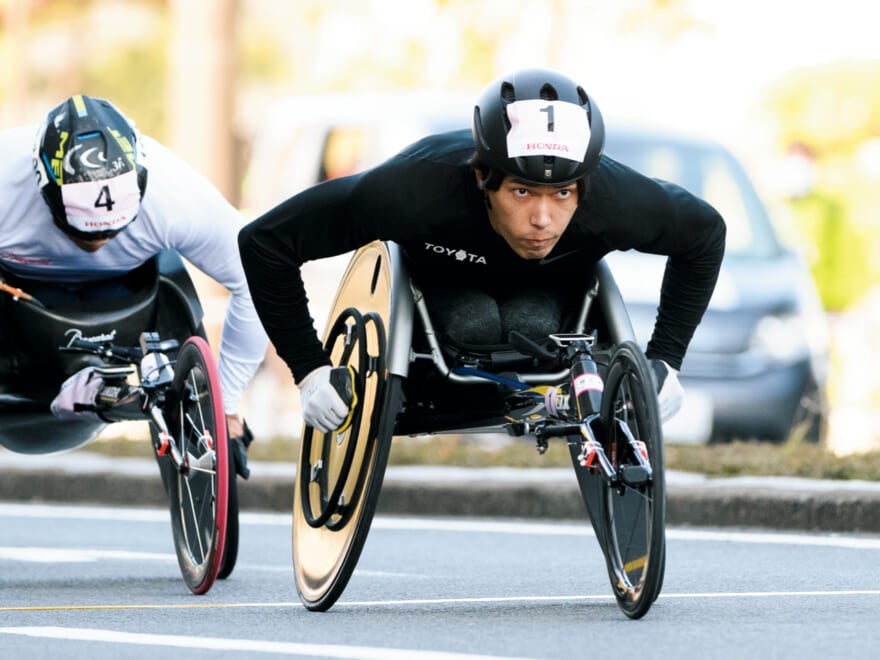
[162,336,229,594]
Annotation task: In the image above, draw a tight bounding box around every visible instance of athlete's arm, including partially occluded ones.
[141,138,268,415]
[587,156,727,369]
[239,130,491,383]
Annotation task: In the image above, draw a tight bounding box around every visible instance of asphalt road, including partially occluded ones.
[1,502,879,658]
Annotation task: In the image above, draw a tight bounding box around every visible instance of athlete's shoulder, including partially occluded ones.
[138,134,236,214]
[589,153,691,209]
[0,124,39,178]
[0,124,38,150]
[397,128,475,166]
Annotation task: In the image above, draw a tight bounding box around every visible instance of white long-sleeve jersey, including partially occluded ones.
[0,124,268,415]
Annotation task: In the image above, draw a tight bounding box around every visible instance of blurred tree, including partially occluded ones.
[767,61,880,155]
[81,37,167,139]
[1,0,167,136]
[765,61,880,310]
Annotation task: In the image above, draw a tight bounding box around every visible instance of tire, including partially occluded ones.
[596,340,666,618]
[292,310,399,611]
[217,439,240,580]
[160,336,229,594]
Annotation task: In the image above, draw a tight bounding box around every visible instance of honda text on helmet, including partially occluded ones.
[33,94,148,241]
[472,68,604,187]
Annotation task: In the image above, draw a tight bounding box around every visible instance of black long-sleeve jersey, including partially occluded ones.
[239,129,726,383]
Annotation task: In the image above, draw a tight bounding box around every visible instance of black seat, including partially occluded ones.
[3,259,159,378]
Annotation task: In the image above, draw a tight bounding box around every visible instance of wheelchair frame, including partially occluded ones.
[293,241,667,619]
[0,249,239,594]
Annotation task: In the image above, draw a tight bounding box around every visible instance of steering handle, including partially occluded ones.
[508,330,558,361]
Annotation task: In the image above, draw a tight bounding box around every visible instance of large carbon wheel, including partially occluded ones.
[293,316,398,611]
[292,242,402,611]
[596,340,666,619]
[160,336,229,594]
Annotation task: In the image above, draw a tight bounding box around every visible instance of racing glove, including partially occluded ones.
[649,359,684,422]
[298,365,357,434]
[50,367,106,422]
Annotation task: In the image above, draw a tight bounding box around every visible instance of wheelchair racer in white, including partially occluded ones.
[0,95,267,477]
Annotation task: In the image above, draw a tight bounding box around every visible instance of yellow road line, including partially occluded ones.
[0,602,299,612]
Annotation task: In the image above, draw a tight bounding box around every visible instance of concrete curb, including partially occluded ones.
[3,455,880,534]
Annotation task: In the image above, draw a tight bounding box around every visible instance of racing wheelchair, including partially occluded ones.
[293,241,666,619]
[0,250,239,594]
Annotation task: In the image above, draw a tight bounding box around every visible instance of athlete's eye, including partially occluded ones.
[513,187,529,197]
[557,189,573,199]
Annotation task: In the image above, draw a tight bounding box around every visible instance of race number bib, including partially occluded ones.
[61,169,140,234]
[505,99,590,163]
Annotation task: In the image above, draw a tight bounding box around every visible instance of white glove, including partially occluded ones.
[298,365,355,434]
[50,367,105,421]
[649,359,684,422]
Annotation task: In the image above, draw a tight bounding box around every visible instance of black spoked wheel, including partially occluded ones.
[597,340,666,619]
[293,309,400,611]
[161,336,229,594]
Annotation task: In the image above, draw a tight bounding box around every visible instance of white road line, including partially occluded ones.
[0,503,168,522]
[0,547,174,563]
[0,626,533,660]
[336,590,880,607]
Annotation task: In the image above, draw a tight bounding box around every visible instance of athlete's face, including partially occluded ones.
[479,174,579,260]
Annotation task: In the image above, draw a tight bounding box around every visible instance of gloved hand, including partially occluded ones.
[298,365,357,434]
[50,367,106,422]
[228,417,254,480]
[649,359,684,422]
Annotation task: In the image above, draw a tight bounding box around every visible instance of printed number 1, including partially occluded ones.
[94,185,115,211]
[540,104,555,132]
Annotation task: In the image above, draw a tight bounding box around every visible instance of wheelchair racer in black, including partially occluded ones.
[239,68,726,433]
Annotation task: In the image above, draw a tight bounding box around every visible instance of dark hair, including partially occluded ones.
[469,151,589,199]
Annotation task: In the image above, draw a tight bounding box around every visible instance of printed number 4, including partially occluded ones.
[540,104,555,132]
[94,185,115,211]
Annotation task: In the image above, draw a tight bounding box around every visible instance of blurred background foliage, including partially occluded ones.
[766,61,880,310]
[3,0,880,462]
[3,0,877,312]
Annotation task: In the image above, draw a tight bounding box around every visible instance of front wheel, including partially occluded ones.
[597,341,666,618]
[161,336,229,594]
[293,310,398,611]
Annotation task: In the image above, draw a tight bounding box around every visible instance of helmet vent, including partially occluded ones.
[539,84,558,101]
[576,86,589,106]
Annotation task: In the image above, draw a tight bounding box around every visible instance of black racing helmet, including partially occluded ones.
[33,95,148,241]
[472,69,604,186]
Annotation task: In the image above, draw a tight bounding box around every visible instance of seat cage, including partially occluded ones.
[380,242,637,387]
[0,250,205,455]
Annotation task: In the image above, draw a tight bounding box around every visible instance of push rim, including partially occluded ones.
[293,313,392,610]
